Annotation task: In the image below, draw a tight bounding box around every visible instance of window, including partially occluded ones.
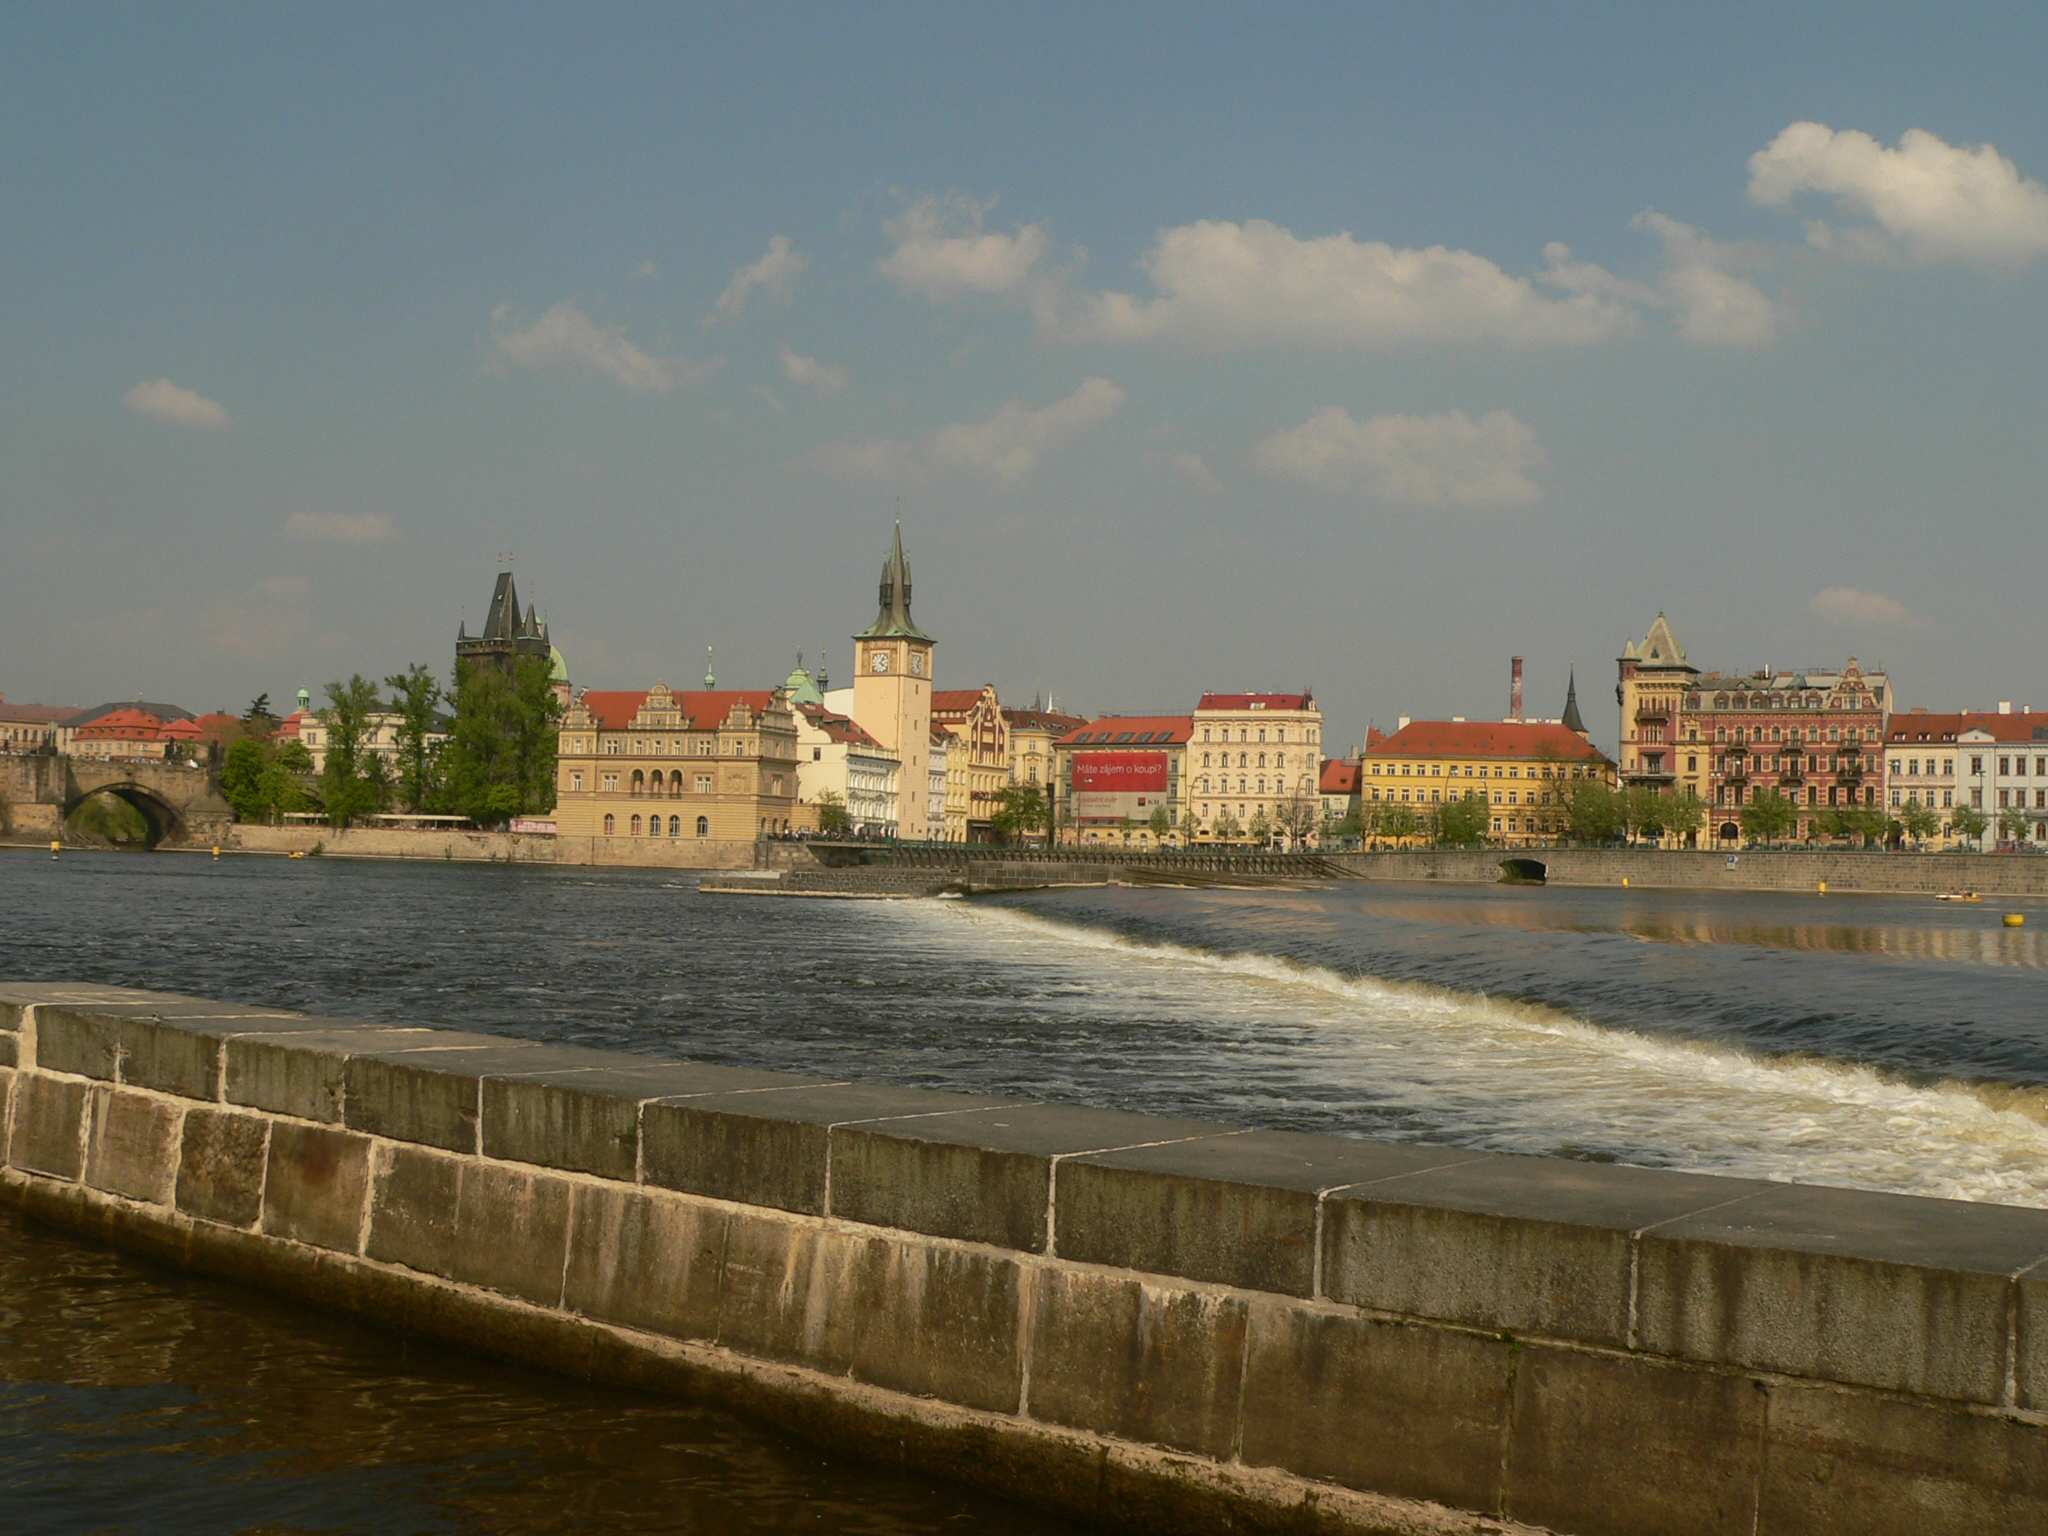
[696,816,709,836]
[649,816,664,836]
[670,816,681,836]
[630,815,642,835]
[696,774,712,793]
[570,771,584,792]
[603,814,615,835]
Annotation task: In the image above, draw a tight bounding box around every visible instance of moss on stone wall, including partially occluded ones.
[65,792,152,846]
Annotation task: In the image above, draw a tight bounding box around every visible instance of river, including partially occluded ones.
[4,850,2047,1531]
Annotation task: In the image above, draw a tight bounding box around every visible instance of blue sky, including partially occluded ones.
[6,2,2046,750]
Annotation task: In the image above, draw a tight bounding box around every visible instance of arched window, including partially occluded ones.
[649,816,663,836]
[603,814,615,835]
[629,815,642,835]
[696,816,709,837]
[670,770,683,795]
[669,816,681,836]
[631,769,644,794]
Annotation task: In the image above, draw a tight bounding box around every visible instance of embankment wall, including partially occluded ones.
[213,824,762,870]
[1329,847,2048,898]
[3,983,2044,1535]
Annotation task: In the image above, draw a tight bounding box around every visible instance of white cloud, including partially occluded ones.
[817,376,1125,488]
[710,235,807,322]
[1810,586,1924,627]
[489,303,683,393]
[879,194,1050,299]
[124,377,231,430]
[1253,408,1546,509]
[1749,122,2048,267]
[1631,211,1785,348]
[284,510,395,544]
[1148,449,1222,495]
[1052,219,1634,349]
[779,345,848,396]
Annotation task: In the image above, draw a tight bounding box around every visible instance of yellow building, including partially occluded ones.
[555,683,799,843]
[931,684,1010,842]
[1616,614,1706,811]
[1188,692,1324,845]
[1002,706,1085,794]
[1362,719,1616,846]
[849,525,935,837]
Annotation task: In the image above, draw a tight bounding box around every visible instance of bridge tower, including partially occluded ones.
[852,523,934,837]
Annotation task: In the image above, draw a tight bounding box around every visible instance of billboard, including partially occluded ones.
[1072,751,1169,821]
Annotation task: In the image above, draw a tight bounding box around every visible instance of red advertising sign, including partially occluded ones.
[1073,751,1169,820]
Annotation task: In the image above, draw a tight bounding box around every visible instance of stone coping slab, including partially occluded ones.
[1056,1130,1488,1295]
[830,1102,1242,1253]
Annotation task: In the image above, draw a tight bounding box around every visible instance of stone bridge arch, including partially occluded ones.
[63,781,187,847]
[1499,857,1548,884]
[53,758,233,848]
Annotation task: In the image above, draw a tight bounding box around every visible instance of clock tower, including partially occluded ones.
[853,522,935,836]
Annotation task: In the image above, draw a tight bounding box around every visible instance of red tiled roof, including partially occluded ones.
[160,718,202,741]
[1367,720,1610,764]
[1319,759,1360,793]
[1887,710,2047,745]
[1365,726,1388,751]
[0,702,83,724]
[1057,714,1194,747]
[580,689,779,731]
[796,703,883,750]
[1004,708,1086,733]
[74,708,184,741]
[1196,692,1314,712]
[929,688,992,714]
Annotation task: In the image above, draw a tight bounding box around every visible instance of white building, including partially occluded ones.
[296,707,448,776]
[793,702,899,836]
[926,729,950,842]
[1886,705,2047,848]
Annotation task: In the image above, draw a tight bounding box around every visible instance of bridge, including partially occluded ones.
[0,753,233,846]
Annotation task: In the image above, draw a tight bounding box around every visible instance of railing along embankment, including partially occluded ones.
[2,983,2044,1535]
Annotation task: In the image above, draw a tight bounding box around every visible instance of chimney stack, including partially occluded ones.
[1510,657,1524,722]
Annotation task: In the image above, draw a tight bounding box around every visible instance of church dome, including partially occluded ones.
[549,645,569,684]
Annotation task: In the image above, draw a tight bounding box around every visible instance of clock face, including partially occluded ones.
[871,652,891,674]
[909,651,925,677]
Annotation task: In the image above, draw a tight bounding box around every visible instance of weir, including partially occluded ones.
[3,982,2045,1535]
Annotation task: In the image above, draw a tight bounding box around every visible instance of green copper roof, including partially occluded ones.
[781,655,824,707]
[548,644,569,684]
[855,521,931,641]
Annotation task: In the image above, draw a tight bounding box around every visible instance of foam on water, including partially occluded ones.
[939,901,2048,1207]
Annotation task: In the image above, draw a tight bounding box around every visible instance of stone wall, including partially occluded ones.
[216,824,761,870]
[3,982,2042,1535]
[1328,847,2048,897]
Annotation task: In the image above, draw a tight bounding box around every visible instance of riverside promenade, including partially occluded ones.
[4,982,2045,1535]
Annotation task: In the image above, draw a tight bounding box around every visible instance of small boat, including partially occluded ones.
[287,850,308,860]
[1935,890,1981,903]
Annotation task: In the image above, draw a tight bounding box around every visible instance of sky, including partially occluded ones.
[5,2,2047,753]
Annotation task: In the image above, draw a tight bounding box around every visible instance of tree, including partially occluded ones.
[318,674,384,829]
[1667,788,1709,848]
[1215,810,1244,843]
[1949,804,1988,848]
[1740,787,1797,845]
[1899,800,1940,847]
[1274,787,1319,847]
[440,655,562,824]
[1379,804,1419,843]
[989,784,1047,844]
[815,789,851,835]
[1561,779,1622,844]
[384,663,444,814]
[1179,803,1202,842]
[1998,803,2034,846]
[243,694,278,740]
[1148,802,1171,843]
[1435,792,1489,847]
[1248,808,1272,845]
[220,737,271,821]
[1624,786,1669,846]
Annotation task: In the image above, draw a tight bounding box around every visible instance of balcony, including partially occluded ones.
[1723,758,1749,780]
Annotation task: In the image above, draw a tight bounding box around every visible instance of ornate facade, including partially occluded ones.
[554,684,799,843]
[1362,719,1616,846]
[850,525,934,837]
[1187,692,1323,844]
[930,684,1010,842]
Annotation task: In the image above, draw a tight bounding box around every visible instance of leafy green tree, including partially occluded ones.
[1435,792,1490,847]
[1666,788,1708,848]
[815,789,851,835]
[383,663,444,813]
[318,674,383,829]
[989,784,1046,844]
[243,694,278,739]
[1741,788,1797,845]
[220,737,271,821]
[1898,800,1940,847]
[1949,804,1988,848]
[1248,808,1272,845]
[362,753,395,815]
[1215,810,1243,842]
[1148,802,1171,843]
[1624,786,1669,845]
[440,656,562,824]
[1998,803,2035,845]
[1562,780,1622,844]
[1379,804,1419,842]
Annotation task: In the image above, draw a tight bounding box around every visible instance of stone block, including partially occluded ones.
[365,1143,464,1277]
[561,1183,728,1341]
[342,1036,546,1152]
[1636,1182,2048,1404]
[715,1212,1022,1412]
[1238,1301,1512,1513]
[482,1059,807,1180]
[642,1082,1004,1217]
[1026,1267,1247,1459]
[1324,1155,1764,1347]
[1504,1345,1764,1536]
[0,1033,15,1070]
[2019,1264,2048,1411]
[226,1025,436,1123]
[831,1102,1235,1254]
[1758,1381,2048,1535]
[1058,1130,1476,1295]
[84,1085,182,1204]
[449,1162,572,1308]
[8,1072,89,1180]
[174,1108,271,1228]
[262,1122,373,1254]
[35,1006,120,1081]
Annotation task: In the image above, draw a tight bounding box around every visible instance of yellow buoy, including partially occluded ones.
[1817,880,1827,895]
[2006,913,2026,928]
[212,845,221,860]
[50,838,61,860]
[1621,876,1629,888]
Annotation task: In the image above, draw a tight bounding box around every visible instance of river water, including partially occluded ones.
[5,851,2048,1531]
